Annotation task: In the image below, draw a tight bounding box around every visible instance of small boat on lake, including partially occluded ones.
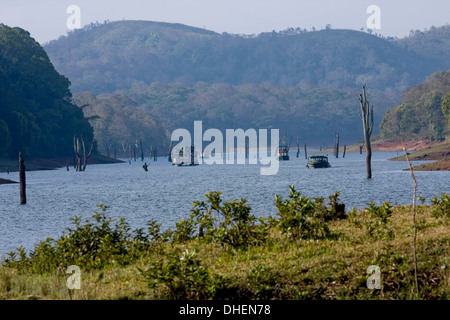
[277,145,290,161]
[306,155,331,168]
[277,134,290,161]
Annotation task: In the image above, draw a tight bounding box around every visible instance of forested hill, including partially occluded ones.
[71,82,401,155]
[396,25,450,70]
[0,24,94,158]
[379,70,450,141]
[44,20,444,94]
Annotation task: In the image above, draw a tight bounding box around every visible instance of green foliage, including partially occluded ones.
[3,190,450,300]
[380,71,450,141]
[2,204,165,272]
[246,263,281,299]
[274,186,332,240]
[189,191,268,248]
[351,202,394,240]
[0,24,94,158]
[431,193,450,220]
[442,92,450,127]
[139,249,226,299]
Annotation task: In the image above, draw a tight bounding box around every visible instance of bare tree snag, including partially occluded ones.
[73,135,94,172]
[334,132,339,158]
[19,151,26,204]
[358,84,374,179]
[168,140,173,162]
[140,139,144,162]
[402,139,419,295]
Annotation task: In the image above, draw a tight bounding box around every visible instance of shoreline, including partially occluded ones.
[0,154,124,184]
[345,139,450,171]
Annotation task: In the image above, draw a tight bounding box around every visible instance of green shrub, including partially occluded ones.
[2,204,165,272]
[431,193,450,220]
[189,191,268,248]
[246,263,281,299]
[274,186,331,240]
[352,202,394,240]
[139,249,227,299]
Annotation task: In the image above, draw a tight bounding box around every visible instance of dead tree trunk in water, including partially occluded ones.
[74,135,94,172]
[296,137,300,158]
[168,141,172,162]
[304,144,307,159]
[245,137,249,159]
[334,132,339,158]
[140,139,144,162]
[343,145,347,158]
[358,84,374,179]
[19,151,26,204]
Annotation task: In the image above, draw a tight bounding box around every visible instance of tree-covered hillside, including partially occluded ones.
[0,24,94,158]
[72,82,400,155]
[379,70,450,141]
[71,92,167,157]
[44,20,443,94]
[396,25,450,70]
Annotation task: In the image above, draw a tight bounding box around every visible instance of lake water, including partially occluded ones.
[0,151,449,258]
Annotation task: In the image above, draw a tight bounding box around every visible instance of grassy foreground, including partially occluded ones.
[1,189,450,300]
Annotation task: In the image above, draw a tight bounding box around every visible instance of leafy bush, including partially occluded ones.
[3,204,164,272]
[189,191,268,248]
[246,263,281,299]
[274,186,331,240]
[351,202,394,240]
[431,193,450,220]
[139,249,227,299]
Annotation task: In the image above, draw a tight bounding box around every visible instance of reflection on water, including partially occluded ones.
[0,151,449,257]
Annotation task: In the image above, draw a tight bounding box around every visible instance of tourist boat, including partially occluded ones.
[306,155,331,168]
[172,145,199,166]
[277,145,290,161]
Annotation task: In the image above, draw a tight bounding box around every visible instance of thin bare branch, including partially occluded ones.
[402,138,419,296]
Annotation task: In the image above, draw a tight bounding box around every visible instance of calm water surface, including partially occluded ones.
[1,151,449,257]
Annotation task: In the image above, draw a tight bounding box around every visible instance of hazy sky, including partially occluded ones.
[1,0,449,44]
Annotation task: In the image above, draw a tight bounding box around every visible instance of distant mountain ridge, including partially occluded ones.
[43,20,448,94]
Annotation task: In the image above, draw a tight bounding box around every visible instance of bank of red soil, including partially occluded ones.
[346,139,436,153]
[346,139,450,171]
[387,140,450,171]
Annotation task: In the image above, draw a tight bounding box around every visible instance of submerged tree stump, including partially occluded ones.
[19,151,26,205]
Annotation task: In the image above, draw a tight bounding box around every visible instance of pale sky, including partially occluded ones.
[0,0,449,44]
